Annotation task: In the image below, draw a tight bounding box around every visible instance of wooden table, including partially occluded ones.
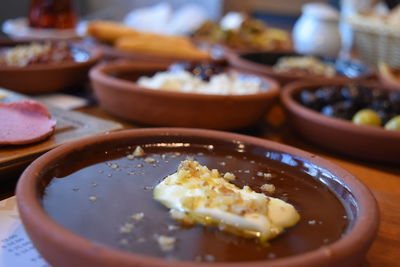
[2,104,399,266]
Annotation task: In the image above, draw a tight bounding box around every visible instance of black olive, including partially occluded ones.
[315,86,343,105]
[389,92,400,113]
[300,90,321,110]
[321,101,356,120]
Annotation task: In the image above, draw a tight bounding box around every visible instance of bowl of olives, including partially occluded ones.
[281,80,400,163]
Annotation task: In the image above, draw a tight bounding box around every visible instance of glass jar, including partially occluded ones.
[28,0,76,29]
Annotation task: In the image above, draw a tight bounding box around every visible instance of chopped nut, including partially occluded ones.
[156,235,176,251]
[120,223,135,233]
[126,154,135,160]
[257,171,264,177]
[144,186,154,190]
[223,172,236,181]
[89,196,97,202]
[110,163,119,169]
[204,254,215,262]
[131,212,144,221]
[260,184,275,194]
[144,157,155,163]
[136,163,143,168]
[167,224,179,231]
[107,174,112,177]
[133,146,145,157]
[308,220,316,225]
[119,238,128,245]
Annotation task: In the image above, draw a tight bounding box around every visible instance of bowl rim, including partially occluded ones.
[281,79,400,139]
[16,127,379,267]
[226,50,371,81]
[89,60,281,100]
[0,40,101,71]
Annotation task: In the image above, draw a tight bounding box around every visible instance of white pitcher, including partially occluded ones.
[293,3,341,58]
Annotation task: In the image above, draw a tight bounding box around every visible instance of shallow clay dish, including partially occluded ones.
[378,63,400,91]
[0,40,100,94]
[90,61,280,130]
[16,128,378,267]
[281,80,400,163]
[227,51,371,85]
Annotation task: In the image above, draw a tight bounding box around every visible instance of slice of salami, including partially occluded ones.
[0,100,56,145]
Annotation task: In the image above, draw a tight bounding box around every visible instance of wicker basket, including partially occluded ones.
[348,14,400,67]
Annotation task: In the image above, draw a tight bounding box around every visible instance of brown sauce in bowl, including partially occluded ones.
[41,143,349,262]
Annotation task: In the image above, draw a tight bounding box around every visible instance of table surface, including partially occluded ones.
[2,104,399,266]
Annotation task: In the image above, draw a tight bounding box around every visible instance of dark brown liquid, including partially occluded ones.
[42,144,348,262]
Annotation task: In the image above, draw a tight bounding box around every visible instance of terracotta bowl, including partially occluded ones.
[281,80,400,163]
[16,128,379,267]
[0,40,100,94]
[377,64,400,92]
[227,51,371,85]
[90,61,280,130]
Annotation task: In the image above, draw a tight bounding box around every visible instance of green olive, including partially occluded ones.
[384,115,400,130]
[352,109,381,126]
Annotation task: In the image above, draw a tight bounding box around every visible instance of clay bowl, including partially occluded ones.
[227,51,371,85]
[16,128,379,267]
[378,63,400,92]
[281,80,400,163]
[0,40,100,94]
[90,61,280,130]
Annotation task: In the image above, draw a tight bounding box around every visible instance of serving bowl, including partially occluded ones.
[90,61,280,130]
[16,128,378,267]
[281,80,400,163]
[0,40,100,94]
[227,51,371,85]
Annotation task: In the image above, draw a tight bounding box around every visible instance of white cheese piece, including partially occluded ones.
[153,160,300,243]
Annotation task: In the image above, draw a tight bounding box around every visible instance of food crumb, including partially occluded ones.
[107,174,112,178]
[120,223,135,233]
[243,169,250,174]
[120,238,129,245]
[131,212,144,221]
[223,172,236,181]
[98,170,104,174]
[144,186,154,190]
[257,171,264,177]
[343,215,347,219]
[144,157,155,163]
[126,154,135,160]
[133,146,145,157]
[91,183,97,187]
[136,163,143,168]
[167,224,179,231]
[264,173,273,178]
[204,254,215,262]
[219,161,226,166]
[308,220,316,225]
[156,235,176,251]
[110,163,119,169]
[260,183,276,194]
[89,196,97,202]
[267,253,276,259]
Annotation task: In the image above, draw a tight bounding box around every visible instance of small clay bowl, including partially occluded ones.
[16,128,379,267]
[378,64,400,92]
[227,51,371,85]
[90,60,280,130]
[281,80,400,163]
[0,40,100,94]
